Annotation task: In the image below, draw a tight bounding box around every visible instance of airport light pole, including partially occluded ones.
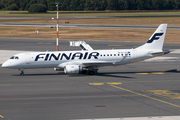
[54,1,64,51]
[55,2,59,51]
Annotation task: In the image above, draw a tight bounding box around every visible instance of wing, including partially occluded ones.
[57,60,116,69]
[80,61,114,68]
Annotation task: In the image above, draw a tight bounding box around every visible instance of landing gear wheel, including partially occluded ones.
[88,70,95,75]
[81,70,87,74]
[20,72,24,76]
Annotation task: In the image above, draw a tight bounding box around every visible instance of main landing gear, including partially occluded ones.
[88,70,95,75]
[88,69,98,75]
[19,69,24,76]
[80,69,96,75]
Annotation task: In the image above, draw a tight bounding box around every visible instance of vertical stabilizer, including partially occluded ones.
[136,24,167,50]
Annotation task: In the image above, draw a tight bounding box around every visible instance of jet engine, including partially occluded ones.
[64,65,81,74]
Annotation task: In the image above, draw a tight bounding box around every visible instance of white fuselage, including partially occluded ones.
[2,49,154,69]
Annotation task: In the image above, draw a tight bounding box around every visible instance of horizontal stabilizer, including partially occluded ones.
[151,50,170,56]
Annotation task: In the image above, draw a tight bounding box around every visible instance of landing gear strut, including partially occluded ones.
[19,69,24,76]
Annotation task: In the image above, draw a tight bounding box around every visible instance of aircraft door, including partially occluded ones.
[25,53,31,64]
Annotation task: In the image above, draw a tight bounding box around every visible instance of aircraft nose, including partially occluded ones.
[2,61,9,68]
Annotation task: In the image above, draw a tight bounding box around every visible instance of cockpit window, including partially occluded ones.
[10,56,15,59]
[10,56,19,59]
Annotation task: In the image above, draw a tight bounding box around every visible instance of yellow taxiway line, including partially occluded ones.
[110,85,180,108]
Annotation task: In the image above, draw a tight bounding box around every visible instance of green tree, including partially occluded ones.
[136,0,145,10]
[7,3,18,10]
[107,0,119,10]
[0,0,18,9]
[18,0,30,10]
[164,0,175,10]
[28,4,47,12]
[0,2,5,9]
[46,0,56,11]
[70,0,84,11]
[128,0,137,10]
[60,0,71,11]
[1,0,180,11]
[98,0,107,10]
[174,0,180,9]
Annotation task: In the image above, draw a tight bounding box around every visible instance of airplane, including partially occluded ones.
[2,24,170,76]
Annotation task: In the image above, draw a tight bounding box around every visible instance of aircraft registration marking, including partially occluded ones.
[142,90,180,99]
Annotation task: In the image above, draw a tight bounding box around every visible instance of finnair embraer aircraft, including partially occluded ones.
[2,24,170,75]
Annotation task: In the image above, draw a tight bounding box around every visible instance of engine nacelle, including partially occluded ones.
[64,65,81,74]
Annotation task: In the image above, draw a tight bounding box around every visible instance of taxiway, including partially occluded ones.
[0,38,180,120]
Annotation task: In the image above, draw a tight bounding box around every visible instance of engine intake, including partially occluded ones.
[64,65,81,74]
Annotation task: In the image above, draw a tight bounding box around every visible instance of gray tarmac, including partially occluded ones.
[1,38,180,120]
[1,22,180,30]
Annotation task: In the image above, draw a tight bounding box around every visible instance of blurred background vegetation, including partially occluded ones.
[0,0,180,12]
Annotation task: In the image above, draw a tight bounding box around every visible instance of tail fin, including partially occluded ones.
[136,24,167,50]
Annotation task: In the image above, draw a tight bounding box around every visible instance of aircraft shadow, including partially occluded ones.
[68,73,134,78]
[95,69,180,78]
[12,69,180,77]
[12,72,66,76]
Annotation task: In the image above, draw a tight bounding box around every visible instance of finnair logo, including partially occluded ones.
[34,52,99,61]
[147,33,164,43]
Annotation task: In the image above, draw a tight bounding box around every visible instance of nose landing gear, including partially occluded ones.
[19,69,24,76]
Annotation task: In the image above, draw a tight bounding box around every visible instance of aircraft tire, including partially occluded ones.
[20,73,24,76]
[88,70,95,75]
[81,70,87,74]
